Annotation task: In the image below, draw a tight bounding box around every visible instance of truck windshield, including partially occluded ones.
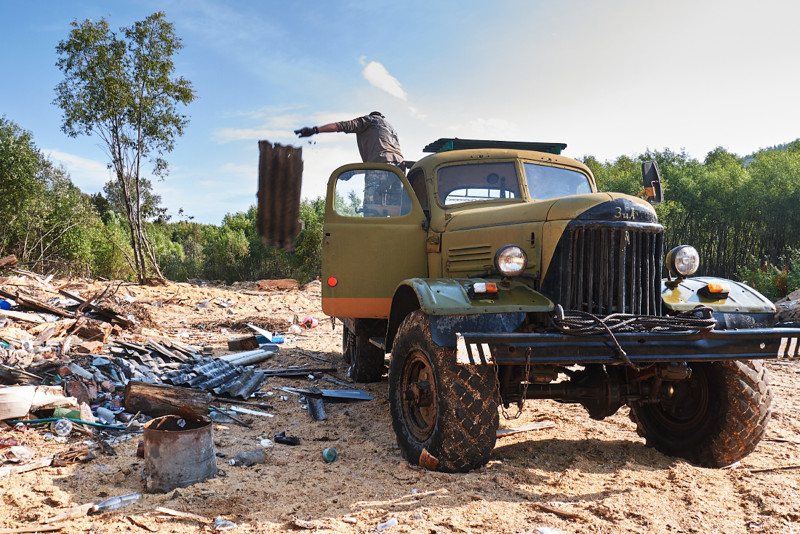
[437,162,520,206]
[524,163,592,199]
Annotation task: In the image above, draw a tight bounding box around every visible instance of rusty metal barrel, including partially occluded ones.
[143,415,217,493]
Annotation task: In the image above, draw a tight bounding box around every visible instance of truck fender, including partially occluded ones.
[662,276,776,329]
[386,278,553,349]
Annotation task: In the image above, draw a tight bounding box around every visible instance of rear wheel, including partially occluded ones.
[630,360,771,467]
[389,310,499,472]
[342,321,385,383]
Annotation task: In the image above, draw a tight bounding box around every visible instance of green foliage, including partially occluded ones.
[0,117,103,276]
[738,249,800,302]
[88,211,135,280]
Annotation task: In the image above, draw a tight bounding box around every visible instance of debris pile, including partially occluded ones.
[0,257,385,531]
[776,289,800,326]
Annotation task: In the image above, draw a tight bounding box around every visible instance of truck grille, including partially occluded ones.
[541,222,664,315]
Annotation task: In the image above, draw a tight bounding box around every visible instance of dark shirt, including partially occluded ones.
[335,115,404,164]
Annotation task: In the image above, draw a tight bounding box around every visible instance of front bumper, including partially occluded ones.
[456,328,800,366]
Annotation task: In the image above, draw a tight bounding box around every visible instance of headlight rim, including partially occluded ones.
[666,245,700,278]
[495,245,528,277]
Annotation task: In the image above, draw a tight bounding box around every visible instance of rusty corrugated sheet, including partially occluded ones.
[257,141,303,251]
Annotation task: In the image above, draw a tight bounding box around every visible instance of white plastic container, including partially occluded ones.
[0,386,36,420]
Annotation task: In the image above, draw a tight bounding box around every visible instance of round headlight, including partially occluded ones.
[666,245,699,277]
[495,245,527,277]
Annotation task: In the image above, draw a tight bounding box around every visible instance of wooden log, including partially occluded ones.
[227,336,259,351]
[124,381,212,418]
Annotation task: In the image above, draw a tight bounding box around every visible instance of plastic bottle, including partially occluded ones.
[228,449,267,467]
[52,418,73,437]
[95,407,116,425]
[92,492,142,513]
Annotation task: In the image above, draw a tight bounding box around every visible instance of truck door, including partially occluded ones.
[322,163,428,319]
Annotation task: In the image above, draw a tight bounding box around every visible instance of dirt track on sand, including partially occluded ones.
[1,279,799,533]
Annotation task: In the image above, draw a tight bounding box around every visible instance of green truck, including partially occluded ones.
[317,138,800,472]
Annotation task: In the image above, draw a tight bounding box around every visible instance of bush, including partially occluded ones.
[738,249,800,301]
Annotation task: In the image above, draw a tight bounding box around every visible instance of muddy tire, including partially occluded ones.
[630,360,771,467]
[389,310,499,472]
[343,323,385,383]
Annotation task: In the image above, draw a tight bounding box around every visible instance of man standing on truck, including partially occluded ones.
[294,111,404,165]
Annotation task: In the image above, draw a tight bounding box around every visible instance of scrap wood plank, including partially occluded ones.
[44,503,95,523]
[0,309,46,324]
[58,289,133,328]
[0,288,73,318]
[496,421,556,437]
[0,457,53,478]
[0,525,61,534]
[532,502,590,522]
[154,507,212,523]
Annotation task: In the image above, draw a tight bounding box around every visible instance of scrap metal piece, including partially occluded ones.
[257,141,303,251]
[212,369,268,400]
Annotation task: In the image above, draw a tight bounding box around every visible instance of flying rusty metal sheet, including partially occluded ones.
[257,141,303,251]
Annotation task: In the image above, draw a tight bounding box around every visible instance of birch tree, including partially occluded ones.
[54,12,195,283]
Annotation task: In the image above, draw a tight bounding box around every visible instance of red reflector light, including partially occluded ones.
[327,276,338,287]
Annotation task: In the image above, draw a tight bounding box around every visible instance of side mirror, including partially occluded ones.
[641,160,663,205]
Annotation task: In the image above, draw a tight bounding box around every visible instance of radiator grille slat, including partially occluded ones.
[556,225,662,315]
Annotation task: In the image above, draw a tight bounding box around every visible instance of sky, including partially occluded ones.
[2,0,799,225]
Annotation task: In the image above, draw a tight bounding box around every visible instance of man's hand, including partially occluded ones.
[294,126,317,138]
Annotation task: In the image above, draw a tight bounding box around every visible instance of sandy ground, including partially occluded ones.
[1,278,799,533]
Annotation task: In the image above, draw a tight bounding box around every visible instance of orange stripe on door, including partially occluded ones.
[322,297,392,319]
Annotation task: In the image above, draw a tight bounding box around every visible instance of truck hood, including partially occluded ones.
[443,192,656,231]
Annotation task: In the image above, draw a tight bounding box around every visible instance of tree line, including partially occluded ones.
[3,112,799,299]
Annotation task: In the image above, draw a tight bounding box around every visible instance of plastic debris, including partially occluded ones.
[51,418,73,437]
[228,449,267,467]
[377,517,398,531]
[274,431,301,446]
[213,517,237,530]
[92,491,142,513]
[95,406,116,425]
[6,445,35,462]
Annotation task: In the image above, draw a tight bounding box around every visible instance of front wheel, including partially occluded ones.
[630,360,772,467]
[389,310,499,472]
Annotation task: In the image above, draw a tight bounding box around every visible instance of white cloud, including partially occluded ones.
[44,149,111,192]
[213,127,292,143]
[362,61,408,101]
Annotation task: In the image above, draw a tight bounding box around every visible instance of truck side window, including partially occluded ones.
[334,169,413,218]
